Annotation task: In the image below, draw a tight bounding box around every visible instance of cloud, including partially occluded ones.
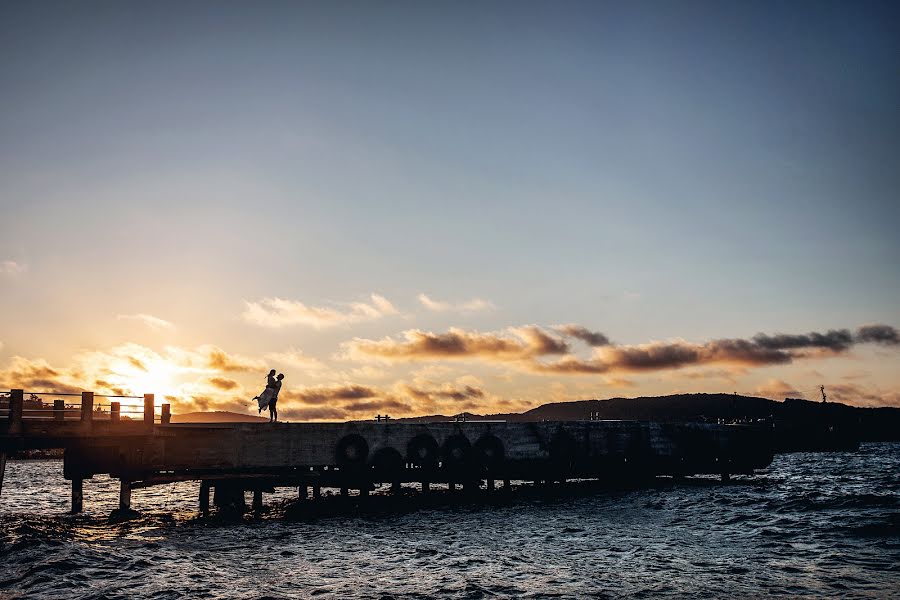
[117,313,176,331]
[855,324,900,346]
[199,346,266,373]
[825,383,900,408]
[751,329,854,351]
[343,325,569,362]
[207,377,239,391]
[755,378,804,400]
[556,324,611,347]
[403,383,485,402]
[346,323,900,380]
[264,349,327,372]
[281,384,381,406]
[242,294,398,328]
[0,260,27,277]
[417,293,495,313]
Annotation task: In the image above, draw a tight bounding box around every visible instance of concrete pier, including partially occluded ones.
[1,388,775,516]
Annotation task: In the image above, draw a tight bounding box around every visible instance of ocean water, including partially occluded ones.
[1,443,898,599]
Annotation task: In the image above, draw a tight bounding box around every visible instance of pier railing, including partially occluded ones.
[0,389,171,430]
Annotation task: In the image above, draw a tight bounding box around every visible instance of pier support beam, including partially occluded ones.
[312,485,321,499]
[252,490,263,513]
[422,481,430,494]
[487,479,495,491]
[119,480,132,511]
[199,481,210,515]
[298,485,308,501]
[71,479,83,514]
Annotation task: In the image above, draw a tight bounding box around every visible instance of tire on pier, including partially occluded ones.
[441,434,473,472]
[370,447,405,482]
[549,428,578,473]
[407,434,440,469]
[336,434,369,468]
[474,434,505,472]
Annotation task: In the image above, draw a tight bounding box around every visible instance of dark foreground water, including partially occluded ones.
[1,444,899,599]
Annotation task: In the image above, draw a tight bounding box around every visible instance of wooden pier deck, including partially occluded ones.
[0,389,774,516]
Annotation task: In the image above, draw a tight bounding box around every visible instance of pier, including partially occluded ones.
[0,389,774,516]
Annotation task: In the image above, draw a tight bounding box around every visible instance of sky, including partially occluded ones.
[1,1,898,420]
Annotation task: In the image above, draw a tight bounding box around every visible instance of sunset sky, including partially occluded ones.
[1,2,898,419]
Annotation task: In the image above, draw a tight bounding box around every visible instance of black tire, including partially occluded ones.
[549,428,578,470]
[406,434,440,468]
[370,447,404,480]
[336,434,369,467]
[442,434,473,470]
[474,434,505,471]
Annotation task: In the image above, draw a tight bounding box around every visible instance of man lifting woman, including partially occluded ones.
[254,370,284,422]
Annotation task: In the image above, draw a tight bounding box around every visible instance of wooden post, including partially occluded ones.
[71,479,83,514]
[252,490,263,512]
[143,394,154,427]
[504,479,511,489]
[8,389,24,434]
[422,480,430,494]
[161,403,171,424]
[298,486,308,501]
[340,486,348,497]
[110,402,120,422]
[53,399,65,421]
[392,480,401,494]
[119,480,132,511]
[487,478,495,491]
[199,481,210,515]
[312,485,321,499]
[80,392,93,427]
[360,486,369,498]
[0,453,6,498]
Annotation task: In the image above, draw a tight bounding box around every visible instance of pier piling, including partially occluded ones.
[199,481,210,515]
[119,481,132,511]
[71,479,83,514]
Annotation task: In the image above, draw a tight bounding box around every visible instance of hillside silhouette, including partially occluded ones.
[400,393,900,449]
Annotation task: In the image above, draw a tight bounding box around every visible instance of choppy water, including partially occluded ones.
[1,443,899,599]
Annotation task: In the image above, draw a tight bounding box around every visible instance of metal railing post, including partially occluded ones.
[110,401,120,422]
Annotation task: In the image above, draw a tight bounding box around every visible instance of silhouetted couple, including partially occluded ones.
[254,370,283,422]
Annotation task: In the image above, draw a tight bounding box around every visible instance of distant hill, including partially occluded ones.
[398,393,900,445]
[172,411,268,423]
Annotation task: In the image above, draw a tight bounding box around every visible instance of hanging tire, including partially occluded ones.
[474,434,505,471]
[370,447,404,480]
[406,434,439,468]
[442,434,473,470]
[336,434,369,467]
[549,428,578,470]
